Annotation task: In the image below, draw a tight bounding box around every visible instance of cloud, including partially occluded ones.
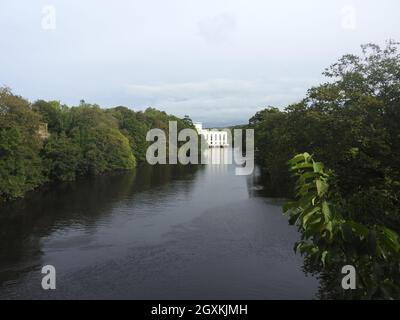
[125,78,317,126]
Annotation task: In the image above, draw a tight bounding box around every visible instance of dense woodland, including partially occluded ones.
[0,90,193,202]
[250,41,400,299]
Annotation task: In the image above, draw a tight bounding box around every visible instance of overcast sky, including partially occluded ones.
[1,1,400,126]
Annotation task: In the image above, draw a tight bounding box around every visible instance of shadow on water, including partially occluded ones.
[0,164,202,287]
[0,149,319,299]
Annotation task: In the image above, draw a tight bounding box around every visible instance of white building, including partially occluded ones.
[194,122,229,148]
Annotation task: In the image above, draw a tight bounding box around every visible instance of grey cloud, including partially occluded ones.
[1,0,400,127]
[125,78,316,126]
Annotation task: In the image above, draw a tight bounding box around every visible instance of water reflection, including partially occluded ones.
[201,147,233,165]
[0,165,201,286]
[0,149,318,299]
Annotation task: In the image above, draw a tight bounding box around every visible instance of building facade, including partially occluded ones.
[194,122,229,148]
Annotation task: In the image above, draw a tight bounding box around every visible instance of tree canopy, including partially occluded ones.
[250,40,400,299]
[0,89,193,202]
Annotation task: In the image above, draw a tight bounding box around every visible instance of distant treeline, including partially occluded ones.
[0,88,193,202]
[249,41,400,299]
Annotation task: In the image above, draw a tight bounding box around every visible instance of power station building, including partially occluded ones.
[194,122,229,148]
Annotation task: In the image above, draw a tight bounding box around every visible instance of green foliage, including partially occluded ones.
[108,106,195,162]
[66,105,136,175]
[32,100,66,134]
[108,107,150,162]
[250,41,400,299]
[0,88,46,201]
[1,88,192,202]
[42,133,81,181]
[284,153,400,299]
[252,41,400,229]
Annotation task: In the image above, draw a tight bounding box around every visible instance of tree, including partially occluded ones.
[32,100,65,134]
[252,41,400,228]
[0,88,45,201]
[42,133,81,181]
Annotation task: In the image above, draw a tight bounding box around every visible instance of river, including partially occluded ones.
[0,149,318,299]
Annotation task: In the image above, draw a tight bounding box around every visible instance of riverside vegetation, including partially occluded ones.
[250,41,400,299]
[1,40,400,299]
[0,90,193,202]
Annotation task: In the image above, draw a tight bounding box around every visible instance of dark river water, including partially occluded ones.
[0,150,318,299]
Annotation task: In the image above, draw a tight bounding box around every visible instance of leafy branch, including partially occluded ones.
[284,152,400,299]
